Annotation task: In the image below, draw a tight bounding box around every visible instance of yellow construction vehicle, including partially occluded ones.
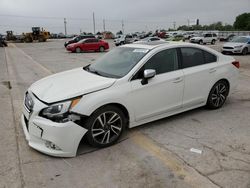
[6,31,17,41]
[23,27,50,42]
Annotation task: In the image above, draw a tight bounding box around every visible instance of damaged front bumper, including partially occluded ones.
[21,93,88,157]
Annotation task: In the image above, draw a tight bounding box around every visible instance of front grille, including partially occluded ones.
[24,115,29,131]
[223,46,234,49]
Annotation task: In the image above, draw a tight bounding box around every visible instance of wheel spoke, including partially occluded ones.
[111,125,121,135]
[215,85,219,94]
[97,114,106,128]
[215,98,220,106]
[93,129,105,137]
[108,113,120,124]
[220,94,225,101]
[212,94,217,100]
[219,85,226,93]
[101,131,108,143]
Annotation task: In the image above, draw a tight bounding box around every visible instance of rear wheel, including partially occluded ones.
[211,39,215,45]
[75,47,81,53]
[242,47,248,55]
[206,80,229,109]
[86,105,125,148]
[199,40,203,45]
[99,46,105,52]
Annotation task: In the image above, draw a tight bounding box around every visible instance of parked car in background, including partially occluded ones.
[0,35,7,47]
[166,35,185,42]
[66,38,109,53]
[114,34,138,46]
[134,37,166,44]
[64,35,95,47]
[222,36,250,55]
[22,42,239,157]
[219,34,235,42]
[190,33,217,45]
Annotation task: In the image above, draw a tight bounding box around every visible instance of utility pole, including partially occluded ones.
[93,12,96,34]
[187,19,190,27]
[122,20,124,34]
[64,18,67,36]
[103,19,106,32]
[173,21,176,30]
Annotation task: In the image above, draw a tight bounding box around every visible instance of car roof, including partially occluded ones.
[123,42,204,50]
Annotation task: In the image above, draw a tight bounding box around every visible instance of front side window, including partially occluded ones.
[144,48,178,75]
[180,47,204,68]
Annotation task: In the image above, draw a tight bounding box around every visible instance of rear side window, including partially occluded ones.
[180,48,204,68]
[144,48,178,74]
[204,51,217,63]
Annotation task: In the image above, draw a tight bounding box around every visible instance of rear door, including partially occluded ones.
[180,47,218,108]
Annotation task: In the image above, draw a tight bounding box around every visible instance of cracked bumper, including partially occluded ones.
[21,96,88,157]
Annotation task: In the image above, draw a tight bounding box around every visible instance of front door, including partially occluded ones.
[128,48,184,121]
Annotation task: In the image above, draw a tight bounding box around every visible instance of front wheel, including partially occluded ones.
[211,39,215,45]
[199,40,203,45]
[242,48,248,55]
[206,80,229,109]
[99,46,105,52]
[75,47,81,53]
[86,105,126,148]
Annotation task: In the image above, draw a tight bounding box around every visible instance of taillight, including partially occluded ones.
[232,61,240,69]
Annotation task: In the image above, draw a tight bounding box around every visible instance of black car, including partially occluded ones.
[64,35,95,47]
[0,35,7,47]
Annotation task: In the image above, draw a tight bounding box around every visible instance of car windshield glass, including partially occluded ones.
[78,39,86,43]
[87,47,149,78]
[231,37,249,43]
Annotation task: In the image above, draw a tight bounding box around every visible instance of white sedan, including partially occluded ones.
[22,42,239,157]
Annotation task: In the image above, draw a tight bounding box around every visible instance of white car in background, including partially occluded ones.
[222,36,250,55]
[134,37,166,44]
[190,33,218,45]
[22,43,239,157]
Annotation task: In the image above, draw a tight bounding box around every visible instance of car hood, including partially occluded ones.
[223,42,245,47]
[29,67,116,103]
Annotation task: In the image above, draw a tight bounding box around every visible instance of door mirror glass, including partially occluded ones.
[141,69,156,85]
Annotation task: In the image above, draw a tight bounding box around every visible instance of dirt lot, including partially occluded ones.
[0,40,250,188]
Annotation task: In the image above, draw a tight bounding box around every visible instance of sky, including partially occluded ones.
[0,0,250,35]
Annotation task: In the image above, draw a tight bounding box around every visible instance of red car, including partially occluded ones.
[66,38,109,53]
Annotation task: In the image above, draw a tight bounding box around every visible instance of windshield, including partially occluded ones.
[78,39,87,43]
[87,47,149,78]
[231,36,249,43]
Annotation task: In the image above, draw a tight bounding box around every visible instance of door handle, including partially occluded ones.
[209,68,216,73]
[173,77,183,83]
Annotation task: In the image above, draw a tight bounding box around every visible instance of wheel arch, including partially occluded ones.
[91,103,130,125]
[207,78,230,102]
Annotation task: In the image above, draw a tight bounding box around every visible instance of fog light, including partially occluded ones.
[45,141,61,150]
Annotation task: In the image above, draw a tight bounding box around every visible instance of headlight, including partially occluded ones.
[234,45,242,48]
[40,98,81,122]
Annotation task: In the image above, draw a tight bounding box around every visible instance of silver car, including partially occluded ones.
[222,36,250,55]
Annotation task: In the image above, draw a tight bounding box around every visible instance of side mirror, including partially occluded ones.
[141,69,156,85]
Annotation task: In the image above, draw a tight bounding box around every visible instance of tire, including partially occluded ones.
[85,105,126,148]
[75,47,81,53]
[199,40,203,45]
[211,39,215,45]
[99,46,105,52]
[242,47,248,55]
[206,80,229,109]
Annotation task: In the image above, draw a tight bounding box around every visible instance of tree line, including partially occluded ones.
[177,13,250,31]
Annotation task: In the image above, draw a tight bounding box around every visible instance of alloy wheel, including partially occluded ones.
[211,83,227,107]
[91,111,122,145]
